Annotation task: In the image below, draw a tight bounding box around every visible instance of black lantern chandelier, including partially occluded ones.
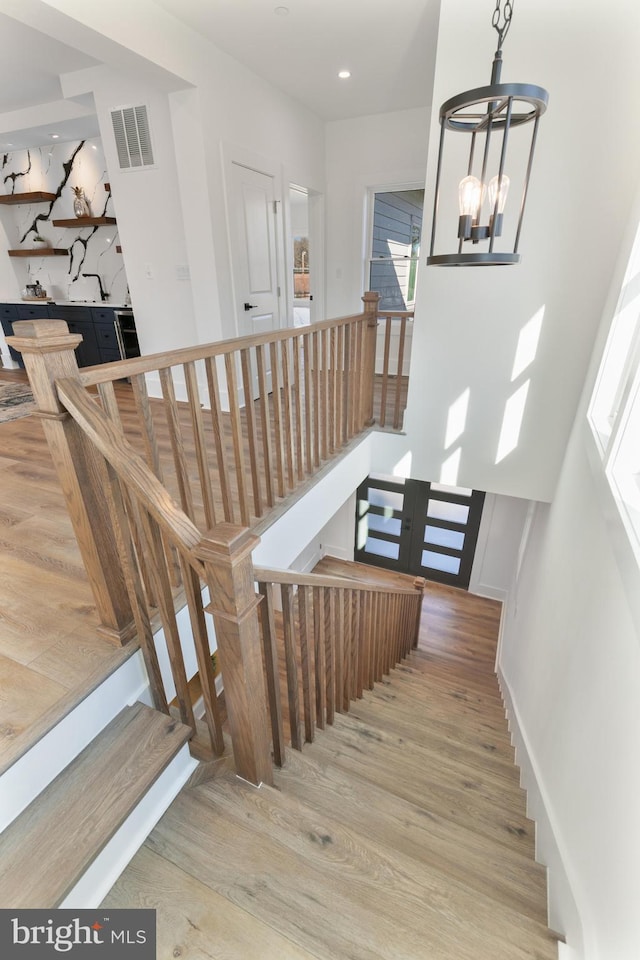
[427,0,548,266]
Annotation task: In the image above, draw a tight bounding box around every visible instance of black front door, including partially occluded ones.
[354,476,485,589]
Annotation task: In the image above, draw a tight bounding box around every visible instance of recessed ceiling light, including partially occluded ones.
[274,5,289,15]
[338,70,351,80]
[50,134,60,139]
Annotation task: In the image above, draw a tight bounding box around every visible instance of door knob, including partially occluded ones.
[244,302,258,311]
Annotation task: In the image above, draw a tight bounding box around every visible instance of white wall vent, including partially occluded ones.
[110,105,155,170]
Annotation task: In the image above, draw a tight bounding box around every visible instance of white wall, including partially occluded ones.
[497,189,640,960]
[325,108,431,318]
[26,0,326,354]
[404,0,640,503]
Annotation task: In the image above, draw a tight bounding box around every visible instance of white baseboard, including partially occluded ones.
[498,665,588,959]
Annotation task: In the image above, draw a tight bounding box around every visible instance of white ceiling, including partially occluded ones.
[0,12,100,149]
[156,0,437,121]
[0,0,436,151]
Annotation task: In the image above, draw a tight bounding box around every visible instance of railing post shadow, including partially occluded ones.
[197,523,273,787]
[361,291,379,427]
[7,319,135,645]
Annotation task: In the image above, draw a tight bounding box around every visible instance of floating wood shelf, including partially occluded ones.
[52,217,117,227]
[8,248,68,257]
[0,191,57,205]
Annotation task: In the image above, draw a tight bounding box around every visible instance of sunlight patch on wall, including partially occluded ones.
[495,381,530,464]
[445,388,470,449]
[511,307,545,381]
[392,451,413,478]
[440,447,461,486]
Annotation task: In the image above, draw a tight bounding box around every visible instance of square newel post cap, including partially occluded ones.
[7,319,82,355]
[195,523,261,564]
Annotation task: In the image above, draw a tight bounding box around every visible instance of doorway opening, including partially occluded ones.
[355,475,485,589]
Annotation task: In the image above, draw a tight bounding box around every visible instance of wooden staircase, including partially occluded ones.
[102,579,560,960]
[0,703,192,907]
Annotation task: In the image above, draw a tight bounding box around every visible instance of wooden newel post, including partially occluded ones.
[197,523,273,787]
[7,320,135,645]
[361,291,379,427]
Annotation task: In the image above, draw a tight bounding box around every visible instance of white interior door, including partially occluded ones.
[230,163,281,340]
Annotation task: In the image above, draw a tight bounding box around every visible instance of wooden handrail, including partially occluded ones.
[77,311,366,387]
[254,565,420,595]
[56,378,203,556]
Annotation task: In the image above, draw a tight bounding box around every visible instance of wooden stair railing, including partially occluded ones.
[8,296,392,643]
[36,373,270,786]
[254,566,425,768]
[5,296,414,786]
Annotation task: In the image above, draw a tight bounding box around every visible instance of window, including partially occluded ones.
[588,219,640,563]
[368,190,424,310]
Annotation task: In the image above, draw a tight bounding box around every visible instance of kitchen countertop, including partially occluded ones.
[2,300,130,309]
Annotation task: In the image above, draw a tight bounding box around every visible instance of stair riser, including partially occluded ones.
[0,651,149,833]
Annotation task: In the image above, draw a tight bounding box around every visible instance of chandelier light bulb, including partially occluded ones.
[488,174,510,214]
[458,176,483,219]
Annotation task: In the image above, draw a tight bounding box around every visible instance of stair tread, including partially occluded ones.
[0,702,191,907]
[143,780,556,960]
[103,845,319,959]
[314,554,424,591]
[274,746,548,923]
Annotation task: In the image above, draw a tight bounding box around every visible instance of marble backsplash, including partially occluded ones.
[0,138,128,304]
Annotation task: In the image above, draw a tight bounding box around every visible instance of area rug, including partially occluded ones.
[0,382,36,422]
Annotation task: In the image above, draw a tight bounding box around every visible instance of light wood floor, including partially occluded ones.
[103,585,557,959]
[0,369,139,775]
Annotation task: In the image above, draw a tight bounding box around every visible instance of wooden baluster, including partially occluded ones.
[313,586,327,729]
[350,318,362,437]
[379,316,392,428]
[394,316,408,430]
[282,583,302,750]
[328,326,337,454]
[205,355,235,523]
[131,372,163,477]
[298,584,315,743]
[184,360,217,530]
[320,328,329,460]
[354,589,363,700]
[342,588,352,711]
[361,292,379,428]
[138,507,196,734]
[257,581,285,767]
[292,335,304,481]
[159,367,196,521]
[269,341,286,498]
[279,340,295,490]
[336,324,345,448]
[255,344,275,508]
[224,353,251,525]
[324,587,336,725]
[239,347,263,518]
[303,331,313,475]
[342,322,352,442]
[334,586,345,715]
[178,555,225,757]
[8,320,135,644]
[198,524,272,786]
[103,463,167,711]
[312,330,321,467]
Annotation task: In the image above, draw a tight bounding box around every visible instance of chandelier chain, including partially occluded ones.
[492,0,514,50]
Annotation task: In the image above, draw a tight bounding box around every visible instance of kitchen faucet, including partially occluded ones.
[82,273,108,302]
